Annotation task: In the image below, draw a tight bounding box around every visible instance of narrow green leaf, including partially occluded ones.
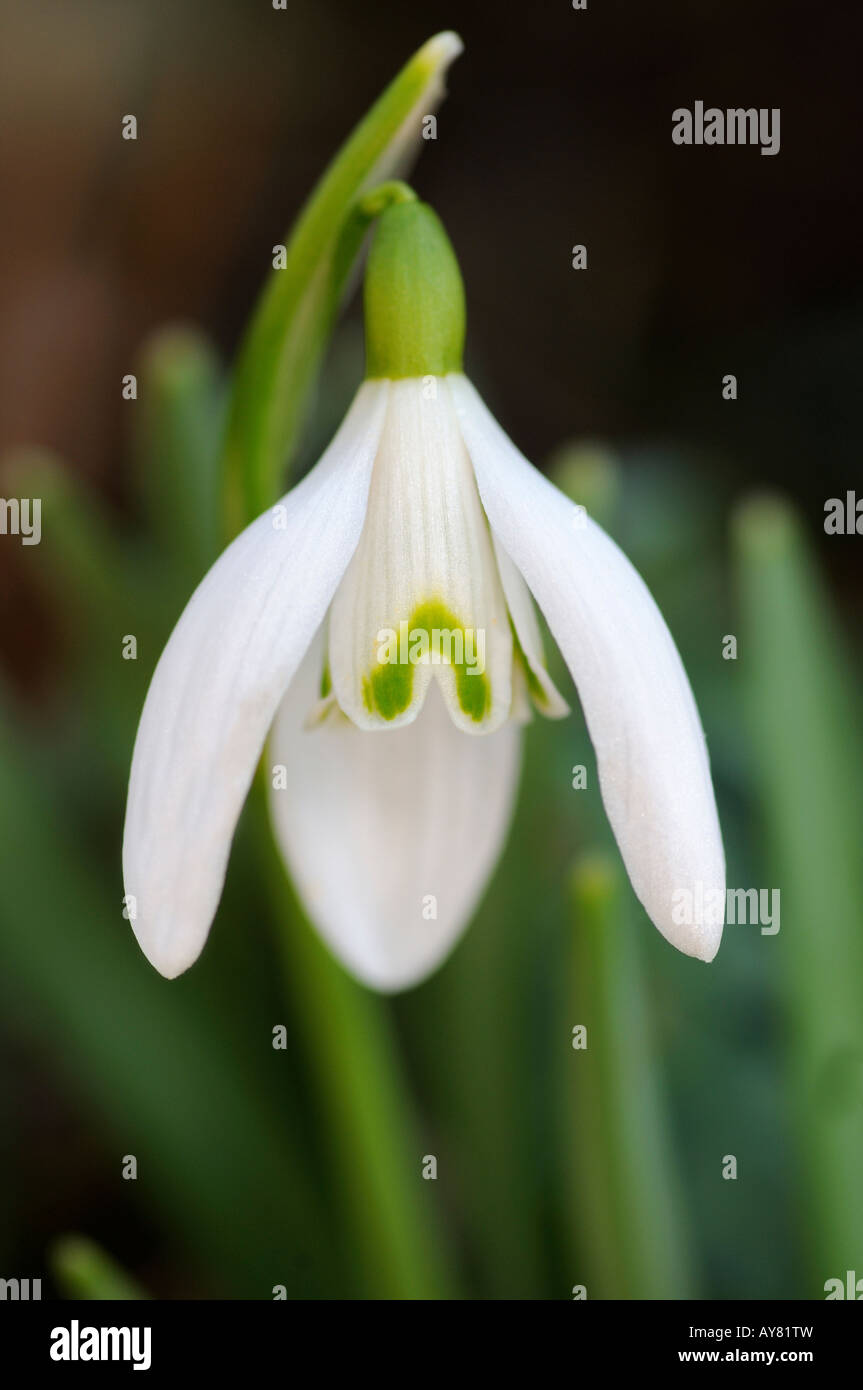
[564,852,693,1298]
[220,31,463,534]
[1,449,142,644]
[734,494,863,1283]
[136,326,224,578]
[0,450,171,779]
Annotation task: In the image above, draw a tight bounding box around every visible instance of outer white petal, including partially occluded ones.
[450,374,725,962]
[123,381,389,978]
[329,377,512,734]
[268,631,522,992]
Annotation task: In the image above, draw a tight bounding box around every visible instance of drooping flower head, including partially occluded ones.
[123,193,724,991]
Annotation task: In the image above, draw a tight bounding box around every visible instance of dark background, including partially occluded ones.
[1,0,859,534]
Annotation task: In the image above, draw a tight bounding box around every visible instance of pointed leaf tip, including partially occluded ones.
[421,31,465,67]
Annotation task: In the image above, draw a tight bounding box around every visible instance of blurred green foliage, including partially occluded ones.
[51,1236,148,1301]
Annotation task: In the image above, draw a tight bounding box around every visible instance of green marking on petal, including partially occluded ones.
[364,598,490,723]
[320,658,332,699]
[368,659,414,721]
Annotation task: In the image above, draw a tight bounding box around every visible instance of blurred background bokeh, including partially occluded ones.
[0,0,861,1299]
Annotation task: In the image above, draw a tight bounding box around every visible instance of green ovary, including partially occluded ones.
[363,599,490,723]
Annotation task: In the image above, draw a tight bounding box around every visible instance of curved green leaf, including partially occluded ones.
[221,32,463,534]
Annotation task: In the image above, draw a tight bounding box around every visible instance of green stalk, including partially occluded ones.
[564,852,693,1298]
[221,32,462,534]
[734,494,863,1284]
[251,776,457,1300]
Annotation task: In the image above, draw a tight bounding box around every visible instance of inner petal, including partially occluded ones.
[493,535,570,720]
[328,377,513,734]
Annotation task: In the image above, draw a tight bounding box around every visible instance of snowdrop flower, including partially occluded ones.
[124,198,724,991]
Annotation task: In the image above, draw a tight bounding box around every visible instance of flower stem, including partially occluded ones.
[252,774,458,1299]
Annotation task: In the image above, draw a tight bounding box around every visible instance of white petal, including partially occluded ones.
[329,377,512,734]
[450,374,725,962]
[268,630,522,992]
[123,381,389,978]
[492,534,570,719]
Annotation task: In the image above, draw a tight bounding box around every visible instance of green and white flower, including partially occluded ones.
[123,198,725,991]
